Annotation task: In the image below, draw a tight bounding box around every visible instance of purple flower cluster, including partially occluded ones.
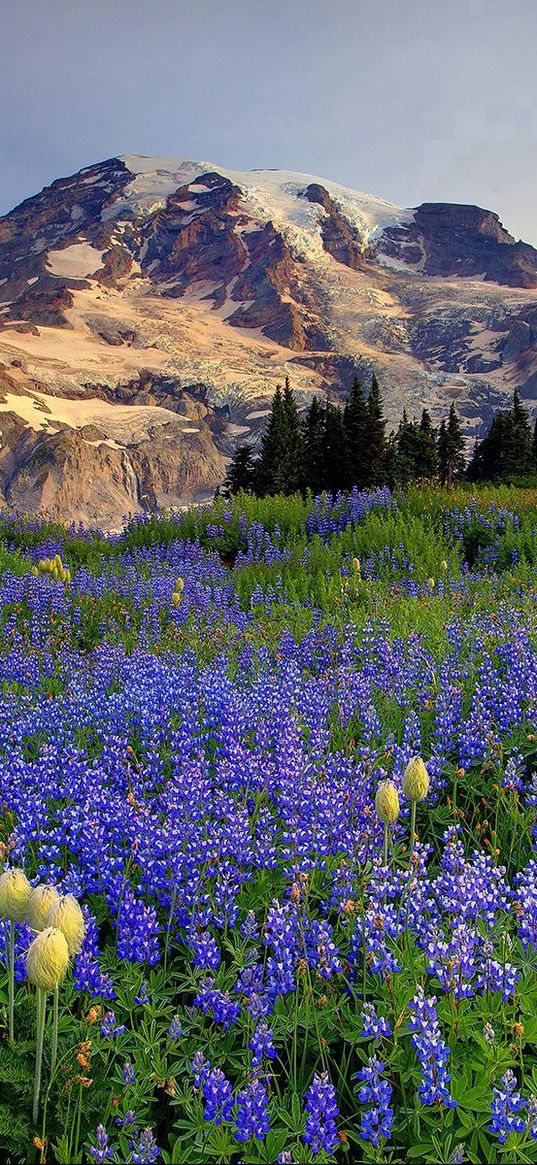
[356,1056,394,1146]
[302,1072,339,1156]
[408,988,456,1109]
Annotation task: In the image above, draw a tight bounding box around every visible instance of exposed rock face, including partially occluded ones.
[379,202,537,287]
[0,158,133,326]
[1,154,537,526]
[143,174,248,290]
[227,221,312,349]
[303,183,369,269]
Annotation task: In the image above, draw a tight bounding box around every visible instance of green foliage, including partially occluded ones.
[5,486,537,1162]
[469,389,535,482]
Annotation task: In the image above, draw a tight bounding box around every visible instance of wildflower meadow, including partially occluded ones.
[2,484,537,1163]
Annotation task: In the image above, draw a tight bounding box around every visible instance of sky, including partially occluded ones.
[2,0,537,242]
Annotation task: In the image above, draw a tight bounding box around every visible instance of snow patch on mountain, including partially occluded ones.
[116,156,413,262]
[47,242,105,279]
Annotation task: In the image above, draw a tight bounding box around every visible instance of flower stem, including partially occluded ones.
[409,801,417,865]
[383,822,389,867]
[50,985,59,1083]
[33,988,47,1126]
[163,883,177,971]
[8,919,15,1042]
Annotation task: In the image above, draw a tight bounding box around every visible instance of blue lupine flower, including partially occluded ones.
[302,1071,339,1156]
[360,1002,392,1040]
[249,1021,277,1066]
[129,1127,160,1163]
[356,1056,394,1146]
[408,987,456,1108]
[134,981,150,1004]
[100,1011,125,1038]
[193,978,241,1029]
[190,929,221,971]
[122,1062,136,1085]
[88,1125,114,1163]
[489,1071,526,1142]
[191,1051,211,1088]
[234,1080,270,1142]
[168,1015,183,1042]
[202,1067,234,1126]
[115,1109,136,1128]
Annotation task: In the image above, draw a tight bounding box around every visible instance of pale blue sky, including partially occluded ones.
[2,0,537,242]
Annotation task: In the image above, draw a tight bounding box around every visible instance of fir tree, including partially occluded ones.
[254,379,304,495]
[437,420,448,485]
[468,412,511,481]
[322,401,347,493]
[468,391,533,482]
[365,374,387,485]
[393,411,419,485]
[509,388,533,475]
[439,403,465,485]
[301,397,326,494]
[343,376,369,488]
[254,385,288,495]
[281,377,303,493]
[223,444,256,495]
[414,409,438,479]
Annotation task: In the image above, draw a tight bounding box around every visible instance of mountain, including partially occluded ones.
[1,154,537,526]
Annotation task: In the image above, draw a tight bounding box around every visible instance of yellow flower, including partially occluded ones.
[47,894,85,955]
[375,781,400,824]
[27,884,61,932]
[26,927,69,991]
[0,868,32,921]
[402,756,430,802]
[440,560,448,572]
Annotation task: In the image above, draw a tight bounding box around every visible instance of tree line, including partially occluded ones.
[224,376,537,497]
[468,388,537,482]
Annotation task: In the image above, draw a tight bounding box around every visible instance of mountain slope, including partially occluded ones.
[1,154,537,525]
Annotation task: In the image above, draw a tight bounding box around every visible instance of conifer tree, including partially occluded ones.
[468,412,511,481]
[365,374,387,485]
[468,391,533,482]
[254,379,304,495]
[254,385,288,495]
[281,377,303,493]
[343,375,369,488]
[510,388,533,475]
[223,444,256,495]
[439,403,465,485]
[414,409,439,479]
[393,411,419,485]
[532,414,537,467]
[301,397,325,494]
[437,420,448,484]
[322,401,346,493]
